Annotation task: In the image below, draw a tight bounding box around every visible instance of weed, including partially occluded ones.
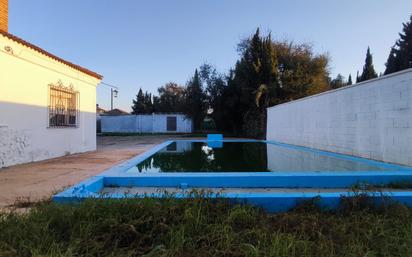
[1,194,412,256]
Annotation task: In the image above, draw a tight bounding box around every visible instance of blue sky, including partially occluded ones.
[9,0,412,111]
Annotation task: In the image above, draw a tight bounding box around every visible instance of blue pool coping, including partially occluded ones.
[54,189,412,213]
[53,175,412,212]
[53,139,412,212]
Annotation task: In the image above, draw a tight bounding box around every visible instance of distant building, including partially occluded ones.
[96,104,106,116]
[96,104,106,133]
[102,108,130,116]
[101,114,192,133]
[0,0,102,168]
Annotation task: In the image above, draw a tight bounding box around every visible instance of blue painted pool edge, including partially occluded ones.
[99,140,174,177]
[53,180,412,212]
[52,139,412,212]
[53,176,103,203]
[102,173,412,188]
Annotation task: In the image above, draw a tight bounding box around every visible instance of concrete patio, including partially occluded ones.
[0,135,178,208]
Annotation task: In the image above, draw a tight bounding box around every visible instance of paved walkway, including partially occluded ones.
[0,135,176,208]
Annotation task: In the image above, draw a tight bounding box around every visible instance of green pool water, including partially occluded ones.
[125,141,398,173]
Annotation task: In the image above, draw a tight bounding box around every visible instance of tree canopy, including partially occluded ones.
[358,47,378,82]
[329,74,346,89]
[131,88,153,114]
[132,29,330,137]
[385,15,412,75]
[185,69,206,130]
[347,74,352,85]
[199,63,226,130]
[130,16,412,136]
[217,29,330,138]
[131,28,399,137]
[152,82,186,113]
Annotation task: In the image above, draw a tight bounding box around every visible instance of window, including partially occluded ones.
[166,116,177,131]
[48,81,79,128]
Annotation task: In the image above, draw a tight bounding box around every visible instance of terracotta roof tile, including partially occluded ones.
[103,109,130,116]
[0,30,103,80]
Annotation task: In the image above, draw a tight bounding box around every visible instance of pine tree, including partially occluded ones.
[347,74,352,85]
[384,47,399,75]
[186,69,205,130]
[144,92,153,113]
[152,96,160,113]
[227,28,328,137]
[385,16,412,74]
[131,88,147,114]
[356,70,360,83]
[330,74,346,89]
[397,16,412,69]
[359,47,378,82]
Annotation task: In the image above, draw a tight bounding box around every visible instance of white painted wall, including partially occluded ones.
[0,34,101,168]
[101,114,192,133]
[266,68,412,166]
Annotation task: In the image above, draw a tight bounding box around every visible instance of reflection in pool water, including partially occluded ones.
[125,141,399,173]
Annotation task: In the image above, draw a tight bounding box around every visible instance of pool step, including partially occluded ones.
[103,173,412,189]
[100,186,412,195]
[53,176,412,212]
[97,186,412,213]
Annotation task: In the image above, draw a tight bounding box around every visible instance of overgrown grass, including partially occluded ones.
[1,194,412,257]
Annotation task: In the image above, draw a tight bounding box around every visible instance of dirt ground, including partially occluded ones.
[0,135,180,209]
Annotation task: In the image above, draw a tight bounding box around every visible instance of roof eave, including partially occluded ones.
[0,30,103,80]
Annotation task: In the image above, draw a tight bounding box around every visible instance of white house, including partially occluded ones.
[0,0,103,168]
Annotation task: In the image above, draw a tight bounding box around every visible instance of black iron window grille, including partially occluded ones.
[48,81,80,128]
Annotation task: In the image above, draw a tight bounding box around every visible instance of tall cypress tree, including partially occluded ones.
[347,74,353,85]
[227,28,328,138]
[385,15,412,74]
[144,92,153,113]
[397,16,412,70]
[384,47,399,75]
[186,69,205,131]
[131,88,148,114]
[233,28,279,138]
[359,47,377,82]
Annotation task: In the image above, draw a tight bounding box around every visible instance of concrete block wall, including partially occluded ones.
[266,68,412,166]
[101,114,192,133]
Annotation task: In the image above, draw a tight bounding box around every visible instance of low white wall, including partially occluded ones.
[266,68,412,166]
[101,114,192,133]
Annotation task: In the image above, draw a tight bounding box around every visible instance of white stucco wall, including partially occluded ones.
[0,33,101,168]
[266,68,412,166]
[101,114,192,133]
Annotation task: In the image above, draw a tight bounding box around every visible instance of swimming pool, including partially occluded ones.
[126,141,406,173]
[53,139,412,212]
